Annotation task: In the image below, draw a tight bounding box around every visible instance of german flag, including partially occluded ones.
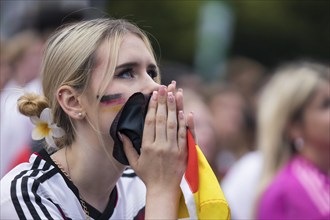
[178,130,230,219]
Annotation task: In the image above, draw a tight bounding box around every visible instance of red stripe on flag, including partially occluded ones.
[184,129,199,193]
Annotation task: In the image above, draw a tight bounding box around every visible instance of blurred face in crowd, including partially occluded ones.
[0,55,12,90]
[300,80,330,153]
[15,40,44,85]
[185,97,217,161]
[209,91,246,143]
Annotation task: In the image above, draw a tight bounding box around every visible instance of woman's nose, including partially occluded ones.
[141,75,160,95]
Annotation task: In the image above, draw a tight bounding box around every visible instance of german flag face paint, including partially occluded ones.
[99,93,126,112]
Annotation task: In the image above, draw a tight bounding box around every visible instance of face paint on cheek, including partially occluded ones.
[99,93,126,112]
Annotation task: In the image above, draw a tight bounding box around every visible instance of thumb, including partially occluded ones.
[187,112,198,144]
[118,132,139,168]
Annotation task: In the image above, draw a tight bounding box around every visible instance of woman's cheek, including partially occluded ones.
[99,93,126,113]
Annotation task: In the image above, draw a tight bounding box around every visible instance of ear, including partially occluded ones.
[287,121,303,141]
[57,85,85,120]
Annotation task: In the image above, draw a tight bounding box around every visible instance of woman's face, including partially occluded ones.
[301,80,330,152]
[83,33,160,146]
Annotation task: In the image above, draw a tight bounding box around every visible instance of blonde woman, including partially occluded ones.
[256,61,330,219]
[0,18,195,219]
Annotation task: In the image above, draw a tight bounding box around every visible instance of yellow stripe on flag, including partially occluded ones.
[179,130,231,219]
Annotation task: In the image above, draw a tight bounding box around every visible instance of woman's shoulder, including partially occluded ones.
[1,151,49,180]
[1,149,70,200]
[0,149,83,220]
[1,150,57,191]
[265,159,304,196]
[258,157,330,219]
[0,151,56,218]
[258,158,313,206]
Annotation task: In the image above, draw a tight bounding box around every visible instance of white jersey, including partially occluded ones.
[1,149,146,220]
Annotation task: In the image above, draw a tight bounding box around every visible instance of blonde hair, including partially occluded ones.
[18,18,159,149]
[255,61,329,210]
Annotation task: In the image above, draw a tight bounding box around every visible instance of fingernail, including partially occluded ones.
[179,110,184,120]
[159,85,166,96]
[118,132,123,141]
[190,111,194,116]
[171,80,176,85]
[168,92,174,103]
[152,91,158,101]
[178,88,183,93]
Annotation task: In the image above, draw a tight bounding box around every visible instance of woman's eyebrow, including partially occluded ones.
[115,62,158,70]
[115,62,137,70]
[148,63,158,69]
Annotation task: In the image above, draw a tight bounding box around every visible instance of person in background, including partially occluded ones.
[225,56,267,113]
[1,18,196,219]
[205,83,255,180]
[256,61,330,219]
[221,150,262,219]
[0,30,43,177]
[182,88,218,172]
[221,60,329,219]
[1,7,86,178]
[0,40,13,90]
[1,30,43,88]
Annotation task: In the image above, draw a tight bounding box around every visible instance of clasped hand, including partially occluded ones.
[120,82,195,193]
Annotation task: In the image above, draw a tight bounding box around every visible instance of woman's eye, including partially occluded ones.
[116,69,134,79]
[321,97,330,109]
[147,70,158,79]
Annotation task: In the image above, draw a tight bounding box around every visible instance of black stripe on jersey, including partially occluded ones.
[48,198,73,220]
[38,149,80,196]
[10,154,42,220]
[121,172,137,178]
[122,168,137,178]
[88,186,118,220]
[34,150,82,218]
[30,164,54,219]
[38,168,58,183]
[21,170,42,220]
[19,159,54,219]
[11,155,57,220]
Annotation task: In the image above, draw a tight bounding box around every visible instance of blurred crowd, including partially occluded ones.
[161,54,329,220]
[1,2,329,220]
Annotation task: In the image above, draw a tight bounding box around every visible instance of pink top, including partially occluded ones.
[257,155,330,219]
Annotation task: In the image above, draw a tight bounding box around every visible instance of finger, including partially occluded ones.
[175,88,184,113]
[178,110,187,151]
[143,91,158,144]
[166,92,177,146]
[167,80,176,93]
[155,85,167,141]
[186,112,198,144]
[120,132,139,168]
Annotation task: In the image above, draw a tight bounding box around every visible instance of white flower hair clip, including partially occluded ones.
[30,108,65,150]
